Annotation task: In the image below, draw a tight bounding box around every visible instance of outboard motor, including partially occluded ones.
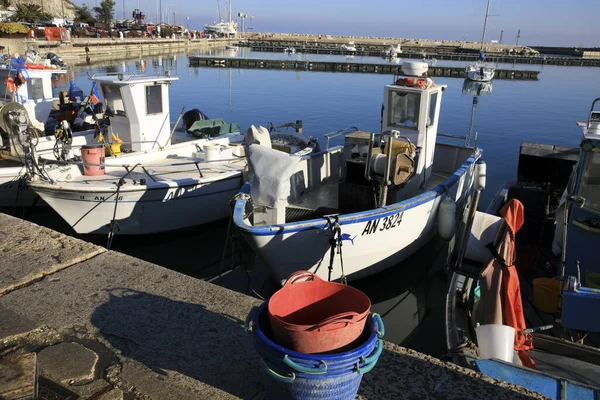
[46,52,65,67]
[182,108,209,131]
[0,103,36,161]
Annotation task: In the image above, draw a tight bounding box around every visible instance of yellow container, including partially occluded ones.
[587,272,600,289]
[533,277,561,314]
[105,143,121,156]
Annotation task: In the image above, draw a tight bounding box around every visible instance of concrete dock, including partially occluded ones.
[0,212,545,399]
[188,55,540,80]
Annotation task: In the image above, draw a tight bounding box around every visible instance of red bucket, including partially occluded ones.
[268,271,371,354]
[81,144,105,176]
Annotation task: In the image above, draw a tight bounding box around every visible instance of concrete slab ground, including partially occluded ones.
[0,213,545,399]
[0,213,105,296]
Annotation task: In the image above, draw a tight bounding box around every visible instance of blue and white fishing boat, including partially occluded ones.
[446,98,600,398]
[232,62,484,283]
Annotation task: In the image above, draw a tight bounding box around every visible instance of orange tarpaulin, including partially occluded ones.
[44,27,71,42]
[476,199,535,368]
[499,199,535,368]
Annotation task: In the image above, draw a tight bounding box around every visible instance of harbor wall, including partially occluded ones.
[0,37,237,57]
[0,212,545,399]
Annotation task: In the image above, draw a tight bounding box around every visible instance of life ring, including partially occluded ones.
[395,77,434,89]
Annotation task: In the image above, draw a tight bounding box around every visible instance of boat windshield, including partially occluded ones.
[101,84,126,116]
[580,150,600,213]
[389,91,420,129]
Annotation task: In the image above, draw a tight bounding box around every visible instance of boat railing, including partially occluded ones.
[40,157,243,183]
[324,126,359,150]
[438,133,467,140]
[89,71,175,81]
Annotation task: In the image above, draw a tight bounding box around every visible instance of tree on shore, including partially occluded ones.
[93,0,115,27]
[11,3,51,24]
[75,5,96,25]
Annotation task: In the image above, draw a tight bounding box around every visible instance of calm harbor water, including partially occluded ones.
[24,50,600,357]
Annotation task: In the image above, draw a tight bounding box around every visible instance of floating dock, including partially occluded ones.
[189,55,540,80]
[0,212,546,399]
[240,40,600,67]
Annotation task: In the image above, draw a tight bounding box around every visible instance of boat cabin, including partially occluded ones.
[562,99,600,333]
[0,67,68,131]
[91,73,177,152]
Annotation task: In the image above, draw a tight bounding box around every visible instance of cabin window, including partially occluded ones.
[145,85,163,115]
[428,93,438,127]
[101,84,126,116]
[27,78,44,100]
[579,151,600,213]
[389,91,420,129]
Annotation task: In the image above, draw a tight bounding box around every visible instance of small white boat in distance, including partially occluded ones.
[225,45,239,51]
[383,44,402,58]
[341,41,357,52]
[232,61,483,284]
[466,57,495,82]
[465,0,496,82]
[284,47,296,54]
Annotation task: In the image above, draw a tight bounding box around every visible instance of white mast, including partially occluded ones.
[480,0,491,52]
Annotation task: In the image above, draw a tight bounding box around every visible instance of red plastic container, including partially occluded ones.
[81,145,105,176]
[268,271,371,354]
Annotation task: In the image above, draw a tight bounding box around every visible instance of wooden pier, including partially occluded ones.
[189,55,540,80]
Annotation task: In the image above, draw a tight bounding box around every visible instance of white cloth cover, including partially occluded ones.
[245,125,272,149]
[465,211,504,264]
[247,143,301,209]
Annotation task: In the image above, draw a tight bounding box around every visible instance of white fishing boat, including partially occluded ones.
[27,73,315,236]
[465,0,496,82]
[341,41,357,52]
[0,63,101,207]
[0,60,69,132]
[382,44,402,58]
[232,61,484,284]
[225,45,239,51]
[284,47,296,54]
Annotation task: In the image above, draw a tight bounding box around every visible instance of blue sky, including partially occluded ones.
[79,0,599,47]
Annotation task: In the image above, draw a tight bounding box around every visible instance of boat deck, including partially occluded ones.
[51,157,246,187]
[285,171,449,223]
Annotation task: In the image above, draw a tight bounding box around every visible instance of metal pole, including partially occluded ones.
[159,0,162,23]
[480,0,491,51]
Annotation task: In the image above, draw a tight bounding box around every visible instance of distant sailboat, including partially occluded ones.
[466,0,495,82]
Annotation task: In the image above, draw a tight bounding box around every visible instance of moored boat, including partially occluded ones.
[232,62,483,284]
[27,73,315,237]
[445,98,600,397]
[465,0,496,82]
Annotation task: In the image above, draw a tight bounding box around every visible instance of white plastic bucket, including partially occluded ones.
[475,324,515,363]
[203,144,221,161]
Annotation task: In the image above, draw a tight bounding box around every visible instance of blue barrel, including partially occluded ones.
[245,302,385,400]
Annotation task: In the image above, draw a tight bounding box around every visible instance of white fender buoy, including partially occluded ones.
[475,159,486,192]
[438,195,456,240]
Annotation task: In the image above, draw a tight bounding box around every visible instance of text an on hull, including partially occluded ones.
[232,61,484,284]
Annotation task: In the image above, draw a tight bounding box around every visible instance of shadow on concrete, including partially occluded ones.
[358,348,535,400]
[90,288,260,398]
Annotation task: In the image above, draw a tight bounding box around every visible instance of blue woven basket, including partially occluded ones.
[245,302,385,400]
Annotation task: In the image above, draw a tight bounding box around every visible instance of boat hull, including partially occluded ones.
[31,174,243,234]
[235,154,480,283]
[466,66,495,82]
[0,167,40,207]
